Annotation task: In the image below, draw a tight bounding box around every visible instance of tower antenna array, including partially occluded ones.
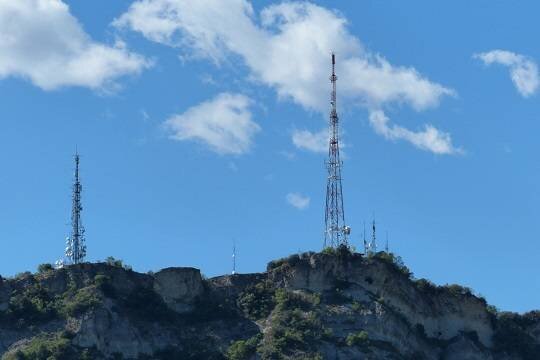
[324,53,350,248]
[65,152,86,264]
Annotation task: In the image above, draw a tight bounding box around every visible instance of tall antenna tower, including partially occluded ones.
[324,53,350,248]
[65,152,86,264]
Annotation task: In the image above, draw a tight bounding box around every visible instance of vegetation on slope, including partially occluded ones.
[232,285,330,359]
[492,311,540,360]
[0,278,100,329]
[1,250,540,359]
[1,331,102,360]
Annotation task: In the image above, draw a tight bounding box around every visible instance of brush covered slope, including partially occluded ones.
[0,249,539,360]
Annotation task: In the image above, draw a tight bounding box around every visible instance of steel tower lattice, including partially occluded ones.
[65,152,86,264]
[324,54,350,248]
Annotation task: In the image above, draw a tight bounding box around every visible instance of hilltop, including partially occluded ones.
[0,248,539,359]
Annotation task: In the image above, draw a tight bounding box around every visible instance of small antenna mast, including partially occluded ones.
[371,218,377,253]
[232,240,236,275]
[363,221,367,254]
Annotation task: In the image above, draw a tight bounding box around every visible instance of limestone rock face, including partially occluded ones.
[269,252,494,347]
[441,335,494,360]
[70,304,172,358]
[153,267,204,313]
[0,252,538,359]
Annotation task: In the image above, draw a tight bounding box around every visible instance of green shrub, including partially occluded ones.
[61,287,100,317]
[266,259,286,271]
[444,284,473,297]
[2,332,73,360]
[267,255,300,272]
[256,287,329,358]
[37,264,54,274]
[274,289,321,312]
[374,252,412,278]
[238,281,276,320]
[258,308,324,358]
[93,274,116,298]
[520,311,540,326]
[351,301,364,312]
[226,335,261,360]
[486,304,499,315]
[11,272,32,281]
[493,312,540,359]
[93,274,109,287]
[105,256,124,268]
[104,257,133,271]
[3,284,57,327]
[415,278,437,293]
[322,327,334,340]
[321,244,353,258]
[346,331,369,347]
[321,247,337,256]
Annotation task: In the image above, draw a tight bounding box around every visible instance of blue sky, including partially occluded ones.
[0,0,539,313]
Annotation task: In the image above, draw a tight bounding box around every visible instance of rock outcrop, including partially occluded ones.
[0,250,538,359]
[269,251,493,346]
[153,267,204,313]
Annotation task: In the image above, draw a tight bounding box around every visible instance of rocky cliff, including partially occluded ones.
[0,249,538,359]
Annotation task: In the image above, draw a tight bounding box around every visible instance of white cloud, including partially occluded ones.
[0,0,150,91]
[474,50,539,97]
[116,0,457,153]
[369,110,461,155]
[115,0,452,111]
[292,128,328,153]
[286,192,310,210]
[164,92,260,155]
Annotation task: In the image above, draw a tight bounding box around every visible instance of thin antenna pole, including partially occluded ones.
[385,231,389,253]
[232,240,236,275]
[324,53,350,248]
[371,218,377,253]
[363,221,367,254]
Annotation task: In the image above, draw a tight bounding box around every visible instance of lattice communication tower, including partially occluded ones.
[65,152,86,264]
[324,54,350,248]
